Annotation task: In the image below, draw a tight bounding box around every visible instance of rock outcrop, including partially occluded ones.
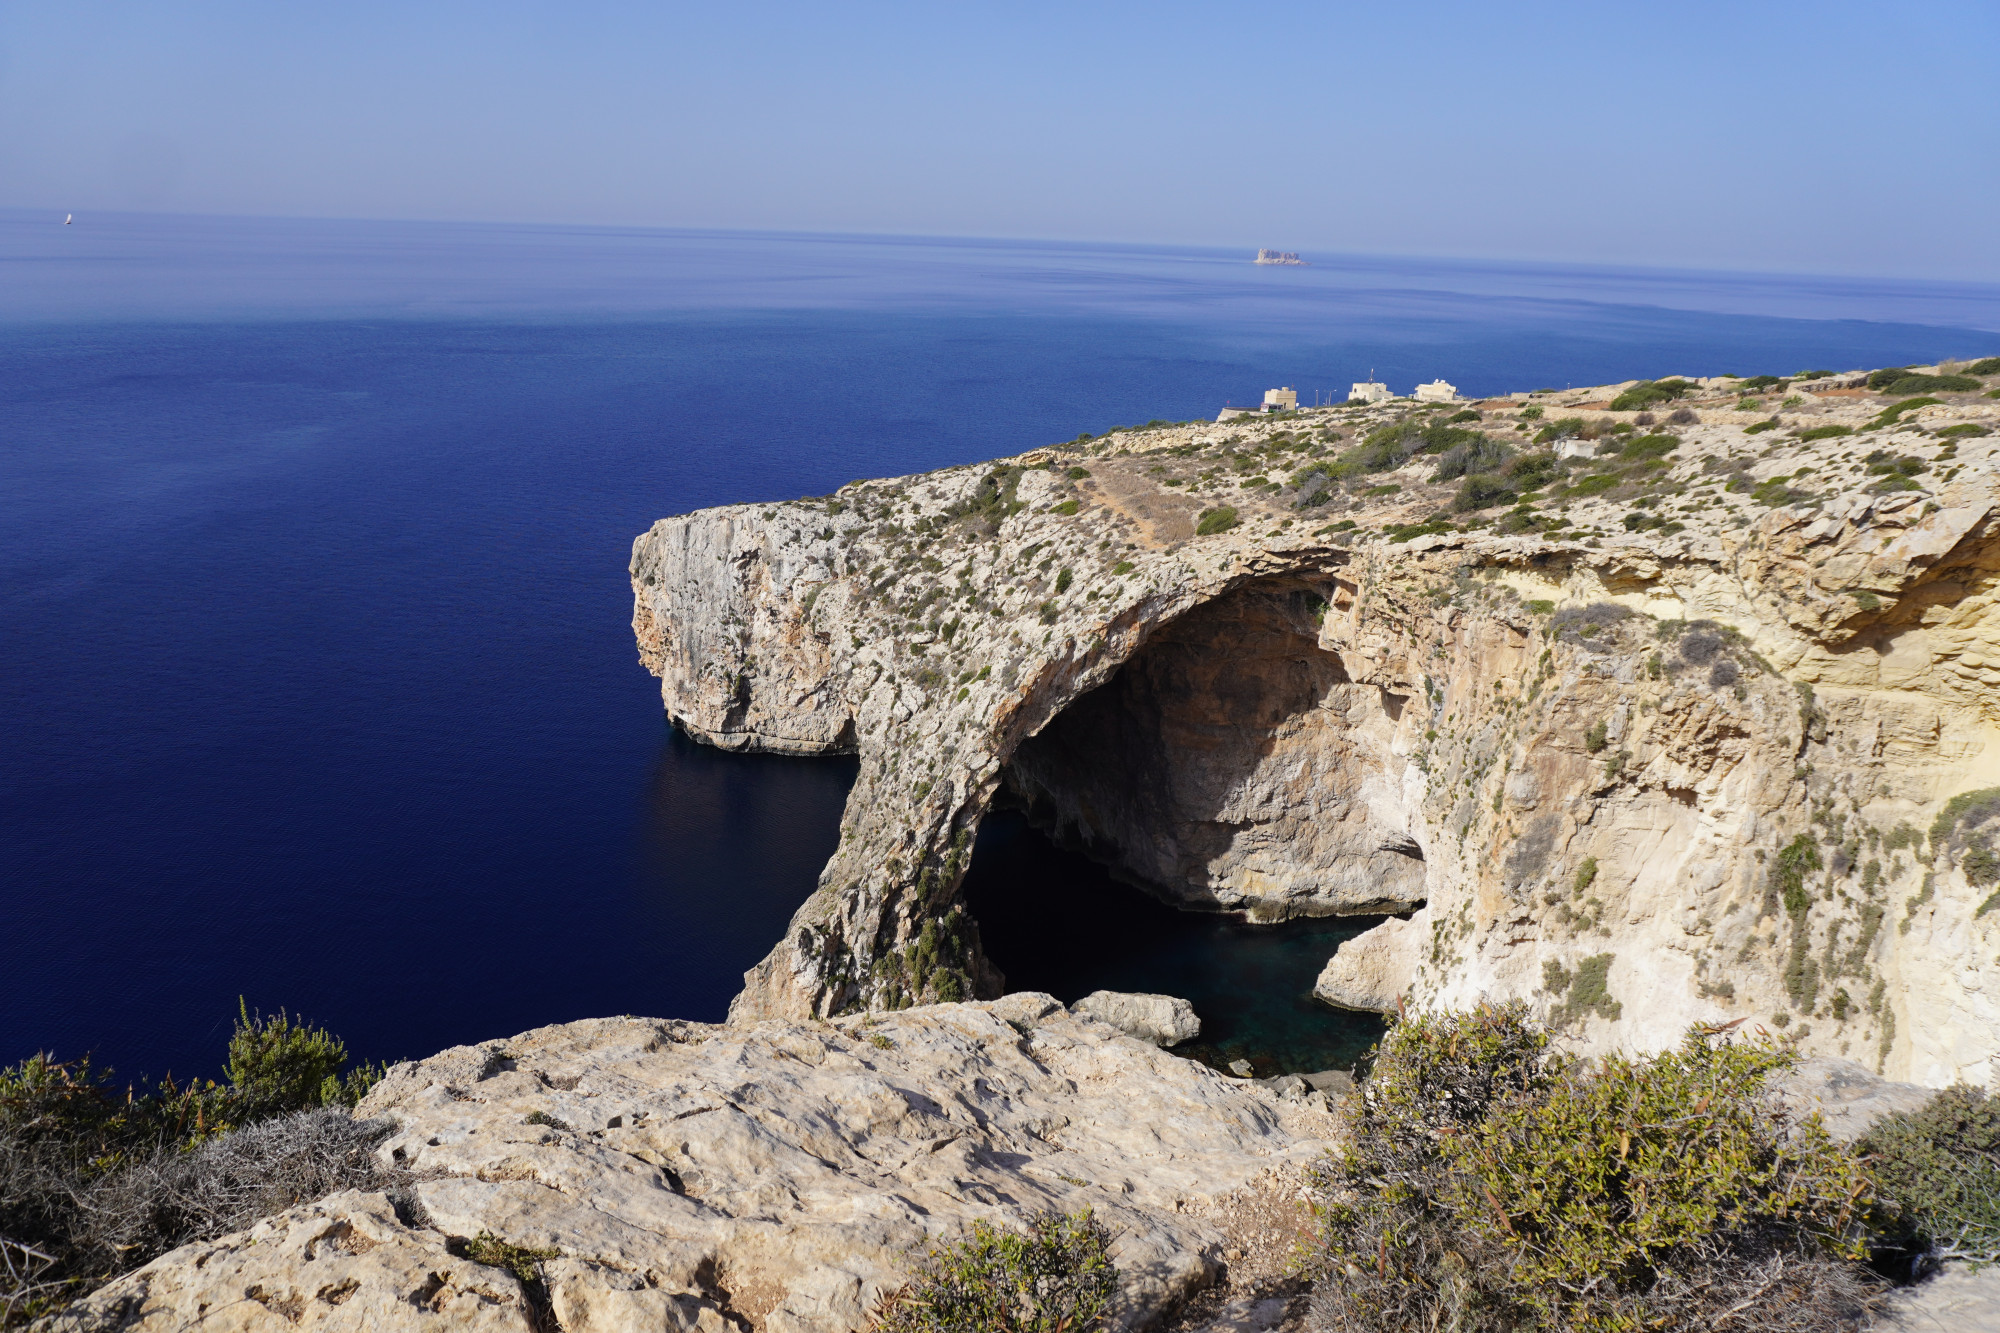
[1071,990,1202,1046]
[54,1003,1334,1332]
[631,364,2000,1086]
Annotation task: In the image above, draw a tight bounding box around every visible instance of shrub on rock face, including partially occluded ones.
[1194,506,1240,536]
[1302,1005,1884,1333]
[872,1208,1116,1333]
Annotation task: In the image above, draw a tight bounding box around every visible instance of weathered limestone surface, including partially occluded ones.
[631,369,2000,1084]
[56,1004,1332,1333]
[1071,990,1202,1046]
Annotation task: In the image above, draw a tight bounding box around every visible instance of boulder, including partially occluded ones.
[1313,917,1417,1013]
[1070,990,1201,1046]
[1769,1056,1935,1143]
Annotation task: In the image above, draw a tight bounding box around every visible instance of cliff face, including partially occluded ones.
[631,370,2000,1086]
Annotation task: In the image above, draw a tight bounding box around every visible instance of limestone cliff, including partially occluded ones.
[631,366,2000,1086]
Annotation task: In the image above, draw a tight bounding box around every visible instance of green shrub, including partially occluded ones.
[1871,396,1942,427]
[1938,423,1991,438]
[1739,375,1785,390]
[1608,379,1693,412]
[871,1208,1116,1333]
[1584,720,1608,753]
[1867,367,1914,390]
[1053,568,1073,595]
[1452,473,1516,512]
[225,1001,377,1120]
[1881,374,1981,396]
[1386,517,1456,544]
[1619,433,1679,461]
[1796,425,1854,442]
[1051,499,1079,516]
[1504,452,1560,490]
[0,1006,387,1325]
[1968,358,2000,376]
[1518,406,1545,421]
[1744,419,1780,434]
[1533,417,1586,444]
[1302,1007,1880,1333]
[1194,506,1239,536]
[1860,1086,2000,1263]
[1772,834,1823,919]
[1431,434,1513,483]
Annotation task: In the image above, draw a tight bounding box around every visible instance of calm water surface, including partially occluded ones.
[5,213,1997,1079]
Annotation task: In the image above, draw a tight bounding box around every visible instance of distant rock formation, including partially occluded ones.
[1253,249,1307,266]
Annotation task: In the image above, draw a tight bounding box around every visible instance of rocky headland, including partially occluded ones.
[632,362,2000,1087]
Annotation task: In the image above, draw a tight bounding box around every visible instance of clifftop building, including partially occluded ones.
[1349,380,1392,404]
[1414,379,1460,403]
[1262,387,1298,412]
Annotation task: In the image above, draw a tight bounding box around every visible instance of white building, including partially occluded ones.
[1349,381,1392,404]
[1414,379,1459,403]
[1262,387,1298,412]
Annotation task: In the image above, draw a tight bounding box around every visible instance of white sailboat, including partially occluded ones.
[64,214,73,225]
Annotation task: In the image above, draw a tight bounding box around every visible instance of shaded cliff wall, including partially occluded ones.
[1002,581,1424,920]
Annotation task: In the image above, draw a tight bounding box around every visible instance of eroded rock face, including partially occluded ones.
[1005,583,1423,920]
[632,371,2000,1084]
[54,1005,1334,1333]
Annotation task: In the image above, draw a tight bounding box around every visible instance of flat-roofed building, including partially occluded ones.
[1262,387,1298,412]
[1414,379,1459,403]
[1349,381,1391,403]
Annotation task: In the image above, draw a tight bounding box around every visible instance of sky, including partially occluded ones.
[2,1,1996,280]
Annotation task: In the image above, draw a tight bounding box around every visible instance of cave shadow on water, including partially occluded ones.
[962,809,1389,1077]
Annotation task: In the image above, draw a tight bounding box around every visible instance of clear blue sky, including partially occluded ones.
[3,1,1995,279]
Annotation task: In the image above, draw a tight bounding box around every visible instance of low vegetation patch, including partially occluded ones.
[0,1005,390,1325]
[1194,505,1240,536]
[1302,1005,1883,1333]
[871,1208,1116,1333]
[1608,378,1694,412]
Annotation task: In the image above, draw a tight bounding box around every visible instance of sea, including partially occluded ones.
[5,211,1998,1082]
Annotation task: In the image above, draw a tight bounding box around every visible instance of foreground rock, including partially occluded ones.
[1071,990,1202,1046]
[632,362,2000,1085]
[55,1002,1333,1332]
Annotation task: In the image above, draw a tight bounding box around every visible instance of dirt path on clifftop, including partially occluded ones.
[1087,461,1199,545]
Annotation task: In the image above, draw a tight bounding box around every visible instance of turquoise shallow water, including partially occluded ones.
[4,212,1997,1080]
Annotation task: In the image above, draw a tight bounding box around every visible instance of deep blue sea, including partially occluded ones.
[5,211,1998,1081]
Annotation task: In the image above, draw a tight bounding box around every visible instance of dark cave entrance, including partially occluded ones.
[962,578,1422,1074]
[961,810,1389,1076]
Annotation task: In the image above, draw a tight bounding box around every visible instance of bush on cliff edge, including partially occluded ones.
[1301,1005,1885,1333]
[0,1005,389,1326]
